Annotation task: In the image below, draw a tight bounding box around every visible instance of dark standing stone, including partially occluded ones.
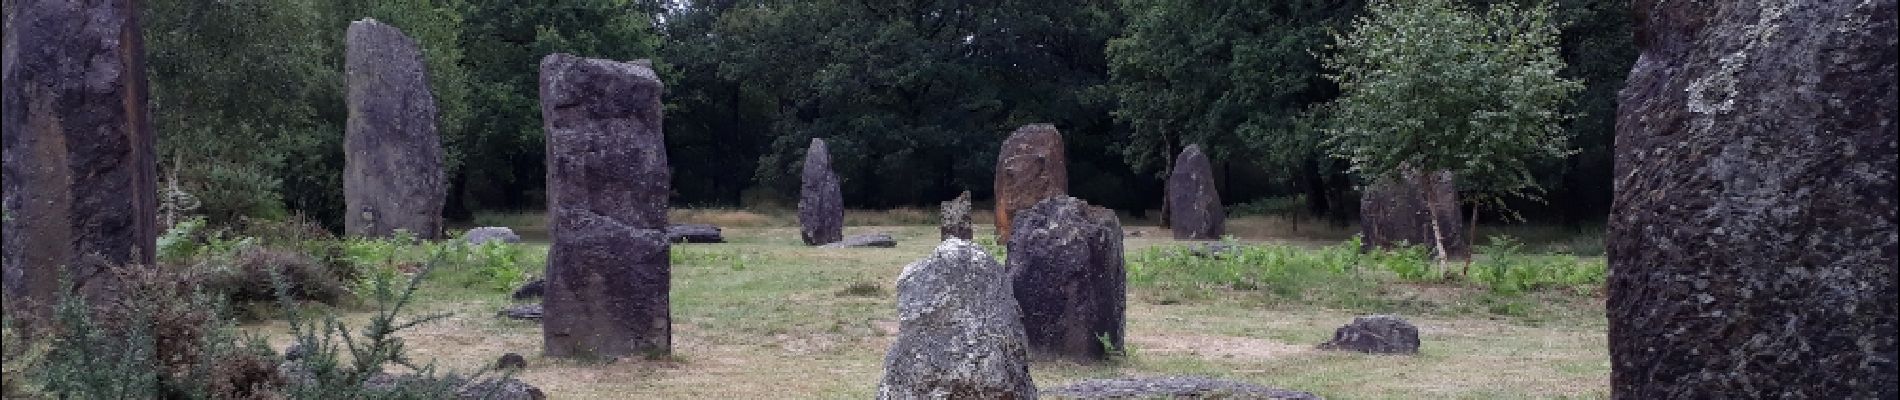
[465,227,522,245]
[799,138,845,246]
[878,239,1037,400]
[1358,170,1468,259]
[940,191,974,240]
[665,223,725,243]
[1042,376,1321,400]
[344,19,446,239]
[993,124,1069,241]
[538,53,671,359]
[2,0,158,320]
[1609,1,1897,398]
[1317,315,1420,355]
[1166,145,1224,240]
[820,233,898,249]
[1007,196,1124,361]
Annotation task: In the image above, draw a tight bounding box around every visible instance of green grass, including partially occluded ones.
[233,222,1607,399]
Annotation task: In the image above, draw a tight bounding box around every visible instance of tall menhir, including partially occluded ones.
[538,54,673,359]
[344,19,447,239]
[2,0,158,320]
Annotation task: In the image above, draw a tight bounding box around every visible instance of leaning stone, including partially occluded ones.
[1317,315,1419,354]
[940,191,975,240]
[877,239,1037,400]
[1042,376,1322,400]
[666,224,725,243]
[993,124,1069,241]
[1166,145,1224,240]
[1007,196,1125,361]
[344,19,447,239]
[465,227,522,245]
[539,53,673,359]
[799,138,845,245]
[821,233,898,249]
[1608,1,1898,397]
[2,0,159,321]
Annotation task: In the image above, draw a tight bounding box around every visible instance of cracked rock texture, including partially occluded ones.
[878,239,1036,400]
[539,53,671,359]
[2,0,158,320]
[1609,0,1898,397]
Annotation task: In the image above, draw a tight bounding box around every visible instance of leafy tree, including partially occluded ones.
[1322,0,1581,265]
[1106,0,1364,220]
[454,0,664,211]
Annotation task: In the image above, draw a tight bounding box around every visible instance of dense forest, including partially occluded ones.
[125,0,1634,230]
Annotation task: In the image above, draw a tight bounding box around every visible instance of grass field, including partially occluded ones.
[244,214,1610,399]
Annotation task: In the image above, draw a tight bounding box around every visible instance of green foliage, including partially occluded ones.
[1468,235,1605,295]
[1128,236,1603,315]
[2,316,50,398]
[432,239,541,293]
[1322,0,1583,203]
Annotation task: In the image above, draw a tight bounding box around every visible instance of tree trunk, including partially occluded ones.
[1415,170,1453,275]
[1464,204,1479,276]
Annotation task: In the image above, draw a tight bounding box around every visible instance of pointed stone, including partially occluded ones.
[345,19,447,239]
[1166,145,1224,240]
[800,138,844,246]
[993,124,1068,241]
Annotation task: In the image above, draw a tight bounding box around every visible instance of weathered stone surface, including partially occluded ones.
[511,278,544,300]
[940,191,974,240]
[665,223,725,243]
[1007,196,1124,361]
[799,138,845,245]
[1608,1,1898,398]
[877,239,1037,400]
[498,303,543,320]
[1317,315,1419,355]
[465,227,522,245]
[1358,170,1468,259]
[1166,145,1224,240]
[1042,376,1321,400]
[993,124,1069,241]
[2,0,158,320]
[344,19,446,240]
[821,233,898,248]
[539,53,671,359]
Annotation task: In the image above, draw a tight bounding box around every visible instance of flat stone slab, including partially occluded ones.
[1042,376,1321,399]
[498,303,543,321]
[666,224,725,243]
[821,233,897,248]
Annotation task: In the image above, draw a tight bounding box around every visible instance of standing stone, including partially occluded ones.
[344,19,446,239]
[940,191,974,240]
[2,0,158,320]
[1609,0,1899,397]
[993,124,1068,241]
[1166,145,1224,240]
[1358,170,1468,259]
[1007,196,1124,361]
[878,239,1036,400]
[538,53,672,359]
[799,138,844,246]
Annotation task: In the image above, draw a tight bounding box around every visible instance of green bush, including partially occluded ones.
[1469,235,1606,296]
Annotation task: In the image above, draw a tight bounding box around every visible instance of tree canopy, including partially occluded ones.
[108,0,1634,230]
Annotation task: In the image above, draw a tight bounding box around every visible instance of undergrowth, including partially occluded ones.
[1127,235,1605,318]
